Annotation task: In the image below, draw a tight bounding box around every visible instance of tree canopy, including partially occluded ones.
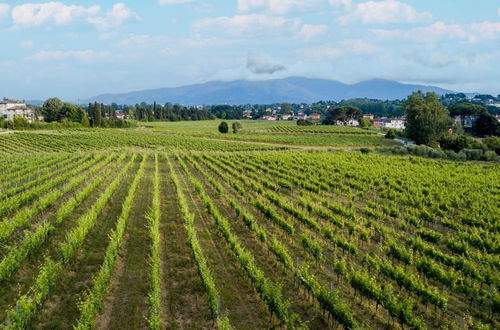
[41,98,64,122]
[403,91,453,146]
[218,121,229,133]
[323,106,362,125]
[472,112,499,137]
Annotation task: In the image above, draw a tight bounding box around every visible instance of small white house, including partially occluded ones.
[0,99,35,122]
[385,119,406,129]
[336,119,360,127]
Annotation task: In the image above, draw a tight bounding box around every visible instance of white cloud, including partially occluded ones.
[329,0,352,10]
[87,3,139,30]
[237,0,314,15]
[0,3,10,18]
[299,39,377,59]
[26,50,109,62]
[373,21,500,43]
[297,24,328,41]
[11,2,99,27]
[157,0,196,4]
[118,34,160,47]
[194,14,298,36]
[339,0,432,25]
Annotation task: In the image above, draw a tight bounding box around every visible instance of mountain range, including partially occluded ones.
[84,77,454,105]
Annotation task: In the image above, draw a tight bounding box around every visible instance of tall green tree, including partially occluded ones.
[403,91,453,146]
[81,114,90,127]
[91,102,102,127]
[472,112,499,136]
[62,103,86,123]
[42,98,64,122]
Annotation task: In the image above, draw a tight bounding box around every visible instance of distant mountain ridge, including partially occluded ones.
[84,77,454,105]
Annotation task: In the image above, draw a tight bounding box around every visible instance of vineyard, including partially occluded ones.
[0,125,498,329]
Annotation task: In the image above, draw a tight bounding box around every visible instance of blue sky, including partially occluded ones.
[0,0,499,101]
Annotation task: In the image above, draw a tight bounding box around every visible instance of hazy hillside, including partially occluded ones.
[85,77,454,105]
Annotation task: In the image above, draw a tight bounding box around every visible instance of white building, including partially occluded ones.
[336,119,360,127]
[384,119,406,129]
[0,99,35,122]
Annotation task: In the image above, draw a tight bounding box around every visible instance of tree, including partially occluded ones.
[12,115,29,129]
[81,114,90,127]
[472,112,499,136]
[448,103,487,128]
[403,91,453,146]
[385,129,396,139]
[218,121,229,133]
[439,134,474,152]
[232,121,242,134]
[91,102,102,127]
[42,98,64,122]
[359,118,372,129]
[323,106,362,125]
[297,119,313,126]
[63,103,86,123]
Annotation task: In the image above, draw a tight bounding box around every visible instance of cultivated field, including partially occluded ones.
[0,123,498,329]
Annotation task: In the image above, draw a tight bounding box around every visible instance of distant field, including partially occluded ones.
[0,121,397,154]
[0,123,498,330]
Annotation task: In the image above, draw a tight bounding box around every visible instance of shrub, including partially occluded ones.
[385,129,396,139]
[218,121,229,133]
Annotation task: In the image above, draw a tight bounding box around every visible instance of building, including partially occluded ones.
[385,118,405,129]
[115,110,126,120]
[373,117,406,129]
[309,113,321,120]
[0,99,35,122]
[336,119,359,127]
[363,114,374,121]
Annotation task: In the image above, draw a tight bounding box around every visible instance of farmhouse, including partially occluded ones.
[373,117,406,129]
[0,99,35,122]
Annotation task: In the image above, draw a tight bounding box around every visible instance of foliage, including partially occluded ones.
[385,128,396,139]
[323,106,362,125]
[231,121,242,133]
[297,119,314,126]
[472,112,499,137]
[439,133,475,152]
[404,91,453,146]
[41,97,64,122]
[218,121,229,133]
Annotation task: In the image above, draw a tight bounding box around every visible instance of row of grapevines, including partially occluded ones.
[74,154,146,330]
[3,155,137,329]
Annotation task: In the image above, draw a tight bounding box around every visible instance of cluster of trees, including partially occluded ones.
[127,102,215,121]
[218,121,242,134]
[402,91,499,159]
[104,103,244,122]
[323,106,362,126]
[87,103,132,128]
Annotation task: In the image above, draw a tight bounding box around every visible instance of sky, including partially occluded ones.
[0,0,499,101]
